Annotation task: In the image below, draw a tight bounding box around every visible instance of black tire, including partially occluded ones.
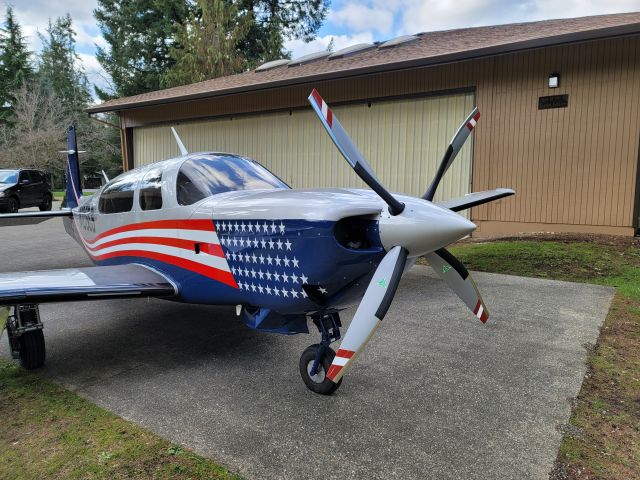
[19,330,46,370]
[39,194,52,211]
[299,344,342,395]
[7,196,18,213]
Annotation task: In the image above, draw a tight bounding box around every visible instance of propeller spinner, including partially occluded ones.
[307,89,490,386]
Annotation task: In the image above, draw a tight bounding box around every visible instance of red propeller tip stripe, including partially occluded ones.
[466,111,480,131]
[473,300,489,323]
[310,89,323,108]
[310,89,333,127]
[326,364,342,382]
[336,348,355,359]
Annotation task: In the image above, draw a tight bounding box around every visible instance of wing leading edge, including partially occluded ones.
[0,264,177,306]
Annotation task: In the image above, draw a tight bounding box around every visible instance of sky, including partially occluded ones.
[2,0,638,98]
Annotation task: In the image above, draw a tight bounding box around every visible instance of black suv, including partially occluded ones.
[0,169,53,213]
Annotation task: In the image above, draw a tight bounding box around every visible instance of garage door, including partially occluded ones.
[133,92,475,203]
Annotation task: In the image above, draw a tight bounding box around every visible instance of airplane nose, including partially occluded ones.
[378,200,476,256]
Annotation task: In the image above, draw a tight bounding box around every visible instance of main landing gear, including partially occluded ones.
[4,304,45,370]
[299,312,342,395]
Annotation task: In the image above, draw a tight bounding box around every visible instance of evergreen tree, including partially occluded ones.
[239,0,330,66]
[0,7,33,123]
[94,0,191,100]
[162,0,251,88]
[37,14,91,119]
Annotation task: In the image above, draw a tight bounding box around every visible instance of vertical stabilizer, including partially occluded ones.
[65,125,83,208]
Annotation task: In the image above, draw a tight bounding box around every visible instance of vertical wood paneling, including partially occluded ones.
[128,35,640,231]
[133,93,475,204]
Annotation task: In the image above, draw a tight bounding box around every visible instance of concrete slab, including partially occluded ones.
[0,218,614,479]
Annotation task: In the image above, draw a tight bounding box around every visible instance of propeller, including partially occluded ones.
[308,90,496,385]
[326,246,408,383]
[424,248,488,322]
[308,89,405,215]
[423,107,480,201]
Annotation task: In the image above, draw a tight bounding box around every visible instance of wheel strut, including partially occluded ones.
[309,312,341,377]
[4,304,46,369]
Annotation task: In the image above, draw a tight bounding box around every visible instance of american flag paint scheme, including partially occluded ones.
[0,91,514,394]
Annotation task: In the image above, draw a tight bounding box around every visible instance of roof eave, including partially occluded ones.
[86,22,640,115]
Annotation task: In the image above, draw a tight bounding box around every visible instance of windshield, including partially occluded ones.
[177,155,288,206]
[0,170,18,184]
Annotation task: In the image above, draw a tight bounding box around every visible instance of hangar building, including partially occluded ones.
[87,12,640,236]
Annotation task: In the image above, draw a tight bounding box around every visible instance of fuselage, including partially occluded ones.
[64,153,474,327]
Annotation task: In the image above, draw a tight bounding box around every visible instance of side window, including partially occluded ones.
[139,168,163,211]
[19,171,31,184]
[98,173,138,214]
[30,171,42,184]
[176,170,207,206]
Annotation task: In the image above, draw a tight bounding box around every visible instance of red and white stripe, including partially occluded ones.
[78,219,237,288]
[310,89,333,127]
[326,348,355,381]
[473,299,489,323]
[466,110,481,131]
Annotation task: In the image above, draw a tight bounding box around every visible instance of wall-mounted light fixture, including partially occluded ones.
[548,72,560,88]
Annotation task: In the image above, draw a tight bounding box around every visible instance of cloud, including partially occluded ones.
[2,0,101,52]
[397,0,640,35]
[3,0,637,100]
[285,32,376,59]
[328,3,395,36]
[76,53,112,96]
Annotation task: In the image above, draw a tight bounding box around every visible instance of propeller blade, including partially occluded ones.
[436,188,515,212]
[326,245,408,384]
[308,89,405,215]
[423,107,480,201]
[424,248,489,323]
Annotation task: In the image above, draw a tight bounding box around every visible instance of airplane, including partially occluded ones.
[0,90,514,395]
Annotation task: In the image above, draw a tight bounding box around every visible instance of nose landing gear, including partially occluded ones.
[299,312,342,395]
[3,304,45,370]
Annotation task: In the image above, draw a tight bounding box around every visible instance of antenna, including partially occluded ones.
[101,169,110,184]
[171,127,189,156]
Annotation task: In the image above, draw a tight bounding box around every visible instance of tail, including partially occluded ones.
[65,125,83,208]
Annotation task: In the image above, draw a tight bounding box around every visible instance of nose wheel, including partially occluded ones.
[299,344,341,395]
[299,312,342,395]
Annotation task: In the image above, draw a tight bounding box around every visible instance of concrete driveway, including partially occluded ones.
[0,217,613,479]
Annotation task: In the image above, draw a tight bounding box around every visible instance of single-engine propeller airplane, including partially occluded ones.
[0,90,514,394]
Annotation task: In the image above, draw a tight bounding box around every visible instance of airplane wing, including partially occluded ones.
[0,210,73,227]
[436,188,515,212]
[0,264,176,306]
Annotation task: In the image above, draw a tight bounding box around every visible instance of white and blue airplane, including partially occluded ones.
[0,90,513,394]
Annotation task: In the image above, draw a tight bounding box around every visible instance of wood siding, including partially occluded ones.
[121,35,640,234]
[132,93,475,204]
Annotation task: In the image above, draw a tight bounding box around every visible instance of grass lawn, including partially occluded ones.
[0,306,239,479]
[51,190,93,201]
[447,238,640,479]
[0,238,636,478]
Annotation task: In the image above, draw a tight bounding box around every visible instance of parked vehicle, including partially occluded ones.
[0,169,53,213]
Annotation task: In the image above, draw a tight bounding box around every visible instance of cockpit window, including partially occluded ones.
[139,168,163,211]
[176,156,288,206]
[99,171,141,214]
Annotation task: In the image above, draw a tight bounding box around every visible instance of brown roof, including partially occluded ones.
[87,12,640,113]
